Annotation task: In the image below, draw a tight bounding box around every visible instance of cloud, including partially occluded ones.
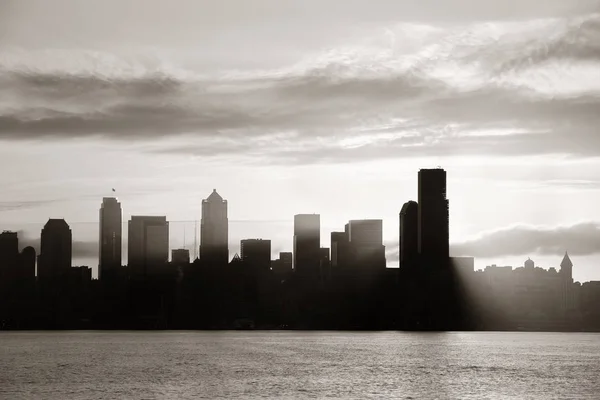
[451,222,600,257]
[16,231,97,259]
[1,13,599,163]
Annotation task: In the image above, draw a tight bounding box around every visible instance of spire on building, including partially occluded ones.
[561,251,573,269]
[207,189,224,202]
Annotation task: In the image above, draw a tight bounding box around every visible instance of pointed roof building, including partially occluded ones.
[561,251,573,269]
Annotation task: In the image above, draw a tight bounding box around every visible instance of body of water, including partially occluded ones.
[1,331,599,399]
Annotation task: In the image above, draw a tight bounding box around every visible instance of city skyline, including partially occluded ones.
[1,0,600,282]
[0,173,596,284]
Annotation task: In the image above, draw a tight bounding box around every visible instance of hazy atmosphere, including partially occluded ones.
[2,0,600,281]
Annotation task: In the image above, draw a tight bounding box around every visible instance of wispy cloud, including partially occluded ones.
[452,222,600,257]
[1,13,599,163]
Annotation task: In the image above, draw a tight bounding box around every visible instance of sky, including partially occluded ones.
[1,0,600,281]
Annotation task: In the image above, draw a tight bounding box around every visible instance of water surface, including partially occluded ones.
[1,331,599,399]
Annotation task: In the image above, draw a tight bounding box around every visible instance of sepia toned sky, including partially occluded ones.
[1,0,600,281]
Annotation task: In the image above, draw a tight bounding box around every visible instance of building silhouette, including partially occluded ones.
[99,197,122,280]
[346,219,386,271]
[128,216,169,277]
[20,246,36,280]
[200,189,228,267]
[418,168,449,266]
[293,214,320,277]
[0,231,19,283]
[38,219,72,279]
[171,249,190,265]
[399,201,418,269]
[240,239,271,274]
[330,231,347,268]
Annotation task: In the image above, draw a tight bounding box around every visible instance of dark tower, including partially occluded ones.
[293,214,320,277]
[240,239,272,274]
[418,168,449,266]
[128,216,169,277]
[99,197,122,280]
[200,189,229,266]
[38,219,72,279]
[399,201,419,269]
[0,231,19,283]
[19,246,36,280]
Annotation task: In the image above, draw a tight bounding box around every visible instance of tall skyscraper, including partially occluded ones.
[128,216,169,276]
[418,168,449,265]
[200,189,229,266]
[399,201,419,269]
[38,219,72,279]
[240,239,271,273]
[293,214,320,276]
[99,197,122,280]
[347,219,386,270]
[0,231,19,283]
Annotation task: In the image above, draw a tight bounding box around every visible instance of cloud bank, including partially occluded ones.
[1,12,599,163]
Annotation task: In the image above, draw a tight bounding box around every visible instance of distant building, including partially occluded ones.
[399,201,418,269]
[293,214,320,277]
[330,231,348,268]
[241,239,272,273]
[418,168,449,265]
[280,252,293,272]
[347,219,386,270]
[200,189,229,266]
[38,219,72,279]
[128,216,169,276]
[171,249,190,265]
[99,197,122,280]
[69,266,93,285]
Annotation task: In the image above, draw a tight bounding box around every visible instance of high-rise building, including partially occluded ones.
[200,189,228,266]
[0,231,19,283]
[99,197,122,280]
[38,219,72,279]
[171,249,190,265]
[279,252,293,272]
[128,216,169,276]
[293,214,320,276]
[330,231,347,268]
[418,168,449,265]
[19,246,36,280]
[240,239,271,273]
[399,201,419,269]
[347,219,386,270]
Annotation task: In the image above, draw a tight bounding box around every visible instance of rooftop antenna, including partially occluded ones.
[183,226,186,250]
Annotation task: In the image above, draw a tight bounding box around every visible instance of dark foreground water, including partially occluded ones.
[1,331,600,399]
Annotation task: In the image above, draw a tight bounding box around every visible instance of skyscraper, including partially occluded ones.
[240,239,271,273]
[200,189,228,266]
[418,168,449,265]
[0,231,19,283]
[19,246,36,280]
[99,197,122,280]
[330,231,347,268]
[347,219,386,270]
[399,201,419,269]
[293,214,320,276]
[128,216,169,276]
[38,219,72,279]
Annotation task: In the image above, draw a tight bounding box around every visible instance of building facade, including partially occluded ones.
[38,219,72,279]
[128,216,169,276]
[200,189,229,266]
[99,197,122,280]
